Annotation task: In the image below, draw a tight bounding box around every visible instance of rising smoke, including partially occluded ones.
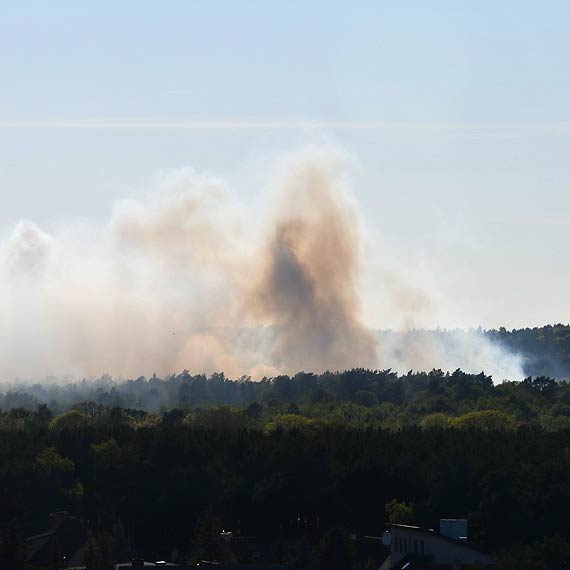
[249,153,379,373]
[0,148,523,382]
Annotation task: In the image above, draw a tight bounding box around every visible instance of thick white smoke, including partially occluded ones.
[0,148,524,382]
[378,330,524,382]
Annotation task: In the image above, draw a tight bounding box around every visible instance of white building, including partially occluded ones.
[379,519,492,570]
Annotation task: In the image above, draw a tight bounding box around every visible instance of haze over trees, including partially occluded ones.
[2,324,570,432]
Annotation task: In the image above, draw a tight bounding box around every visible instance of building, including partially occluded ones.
[379,519,492,570]
[25,511,91,569]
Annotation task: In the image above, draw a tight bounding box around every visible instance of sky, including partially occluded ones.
[1,0,569,330]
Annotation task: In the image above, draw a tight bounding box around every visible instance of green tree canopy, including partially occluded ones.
[385,499,416,525]
[49,409,90,431]
[266,413,315,432]
[36,447,74,476]
[450,409,518,431]
[420,412,451,429]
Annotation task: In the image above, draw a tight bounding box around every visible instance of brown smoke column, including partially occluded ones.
[249,150,380,373]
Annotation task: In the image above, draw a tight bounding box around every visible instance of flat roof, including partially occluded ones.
[386,523,489,556]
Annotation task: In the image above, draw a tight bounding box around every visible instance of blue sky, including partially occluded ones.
[1,1,569,329]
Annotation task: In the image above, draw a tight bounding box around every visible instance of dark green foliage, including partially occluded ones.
[385,499,415,525]
[1,417,570,565]
[493,535,570,570]
[0,526,26,570]
[84,532,115,570]
[314,528,356,570]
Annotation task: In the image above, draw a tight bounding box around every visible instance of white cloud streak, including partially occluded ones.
[0,118,569,131]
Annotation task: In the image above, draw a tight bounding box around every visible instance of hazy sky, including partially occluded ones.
[1,1,569,330]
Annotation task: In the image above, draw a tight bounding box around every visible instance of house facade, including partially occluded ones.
[380,520,492,570]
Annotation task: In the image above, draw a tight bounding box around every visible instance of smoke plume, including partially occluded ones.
[249,152,379,373]
[0,148,523,382]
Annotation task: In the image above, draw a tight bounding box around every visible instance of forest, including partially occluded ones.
[1,325,570,569]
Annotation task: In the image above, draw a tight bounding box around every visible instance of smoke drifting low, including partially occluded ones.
[0,149,523,382]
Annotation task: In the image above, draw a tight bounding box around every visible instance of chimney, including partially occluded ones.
[439,519,468,542]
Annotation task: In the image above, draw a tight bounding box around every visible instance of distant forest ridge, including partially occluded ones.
[378,323,570,378]
[483,324,570,376]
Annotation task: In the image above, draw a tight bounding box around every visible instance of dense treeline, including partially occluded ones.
[2,366,570,431]
[1,410,570,569]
